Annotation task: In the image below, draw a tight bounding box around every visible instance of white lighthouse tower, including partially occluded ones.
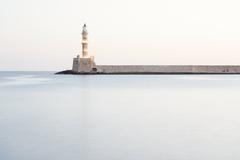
[82,24,88,58]
[72,24,96,72]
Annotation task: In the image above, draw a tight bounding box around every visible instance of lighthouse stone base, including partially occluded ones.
[72,56,96,73]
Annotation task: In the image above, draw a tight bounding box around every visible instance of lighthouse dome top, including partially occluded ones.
[82,24,88,34]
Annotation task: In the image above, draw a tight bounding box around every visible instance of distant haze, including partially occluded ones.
[1,0,240,71]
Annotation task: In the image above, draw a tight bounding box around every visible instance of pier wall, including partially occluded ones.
[96,65,240,74]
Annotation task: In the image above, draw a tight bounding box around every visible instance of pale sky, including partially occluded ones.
[1,0,240,71]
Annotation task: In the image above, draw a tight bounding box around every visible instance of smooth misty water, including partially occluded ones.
[1,72,240,160]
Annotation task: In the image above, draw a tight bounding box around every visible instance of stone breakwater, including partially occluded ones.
[56,65,240,74]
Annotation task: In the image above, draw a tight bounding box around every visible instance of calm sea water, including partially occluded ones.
[1,71,240,160]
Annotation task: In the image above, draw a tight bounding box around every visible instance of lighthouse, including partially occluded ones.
[72,24,96,72]
[82,24,88,57]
